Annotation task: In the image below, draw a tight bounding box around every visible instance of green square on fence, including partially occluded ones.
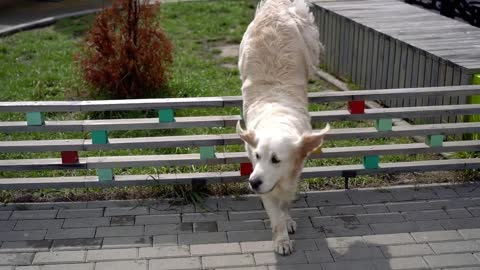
[375,118,392,132]
[426,134,444,147]
[158,109,174,123]
[97,168,114,181]
[92,130,108,144]
[200,146,215,159]
[26,112,44,126]
[363,155,379,169]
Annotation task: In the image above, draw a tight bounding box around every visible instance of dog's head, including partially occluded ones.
[237,121,330,194]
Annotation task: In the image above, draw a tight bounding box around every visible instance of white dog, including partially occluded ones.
[237,0,329,255]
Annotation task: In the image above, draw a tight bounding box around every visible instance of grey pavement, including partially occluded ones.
[0,183,480,269]
[0,0,112,31]
[0,0,201,35]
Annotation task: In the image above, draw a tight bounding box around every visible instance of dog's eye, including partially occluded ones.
[271,155,280,164]
[255,153,260,160]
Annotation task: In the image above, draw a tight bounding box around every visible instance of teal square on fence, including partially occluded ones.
[200,146,215,159]
[26,112,45,126]
[375,118,392,132]
[97,168,114,182]
[363,155,379,169]
[92,130,108,144]
[158,109,174,123]
[426,134,444,147]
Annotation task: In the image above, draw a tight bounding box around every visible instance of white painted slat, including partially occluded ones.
[1,86,480,112]
[3,122,480,152]
[2,141,479,171]
[2,104,480,133]
[1,158,479,189]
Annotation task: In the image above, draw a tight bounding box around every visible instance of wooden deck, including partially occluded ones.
[312,0,480,122]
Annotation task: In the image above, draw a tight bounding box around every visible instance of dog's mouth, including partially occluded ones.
[250,182,277,194]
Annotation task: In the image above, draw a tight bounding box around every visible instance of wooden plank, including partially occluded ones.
[0,139,84,152]
[392,39,402,106]
[399,31,480,43]
[417,52,429,124]
[0,98,227,113]
[5,93,478,133]
[320,8,327,44]
[0,158,86,171]
[333,13,340,74]
[386,36,396,92]
[417,51,426,108]
[0,121,84,133]
[370,30,380,89]
[326,10,334,70]
[436,59,447,123]
[3,87,480,117]
[452,66,462,123]
[310,104,480,122]
[0,102,82,113]
[428,55,440,124]
[411,50,420,108]
[360,27,369,88]
[378,34,388,90]
[4,122,480,152]
[351,21,360,83]
[404,44,414,107]
[83,116,236,131]
[338,16,346,77]
[80,97,225,112]
[347,18,355,80]
[398,42,408,90]
[366,27,375,89]
[3,141,480,171]
[353,22,363,85]
[2,158,480,189]
[444,64,455,123]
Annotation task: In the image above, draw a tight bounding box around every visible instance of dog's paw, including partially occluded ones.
[286,219,297,234]
[274,239,293,256]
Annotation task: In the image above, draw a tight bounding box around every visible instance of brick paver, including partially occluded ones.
[0,183,479,269]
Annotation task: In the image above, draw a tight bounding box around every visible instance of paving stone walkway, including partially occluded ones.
[0,183,480,269]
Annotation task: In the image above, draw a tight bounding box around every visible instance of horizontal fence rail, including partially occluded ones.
[2,140,480,171]
[2,104,480,133]
[1,158,479,190]
[1,85,480,189]
[2,122,480,152]
[1,85,479,112]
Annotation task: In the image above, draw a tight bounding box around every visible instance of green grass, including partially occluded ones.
[0,0,457,202]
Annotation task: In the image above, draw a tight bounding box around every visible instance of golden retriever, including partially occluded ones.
[237,0,329,256]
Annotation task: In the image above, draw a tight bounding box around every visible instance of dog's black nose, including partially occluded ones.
[249,179,263,190]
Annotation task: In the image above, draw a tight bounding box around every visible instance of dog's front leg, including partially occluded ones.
[262,194,293,256]
[280,201,297,234]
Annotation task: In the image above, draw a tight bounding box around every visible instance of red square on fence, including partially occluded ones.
[61,151,79,164]
[348,100,365,114]
[240,162,253,176]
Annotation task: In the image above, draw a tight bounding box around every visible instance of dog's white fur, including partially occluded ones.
[237,0,329,255]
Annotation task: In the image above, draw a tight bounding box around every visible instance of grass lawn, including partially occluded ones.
[0,0,463,203]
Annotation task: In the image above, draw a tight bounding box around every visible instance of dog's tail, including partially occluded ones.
[287,0,325,77]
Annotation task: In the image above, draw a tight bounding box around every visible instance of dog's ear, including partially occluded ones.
[298,123,330,158]
[236,121,257,148]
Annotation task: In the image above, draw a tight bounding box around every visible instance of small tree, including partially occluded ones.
[76,0,174,99]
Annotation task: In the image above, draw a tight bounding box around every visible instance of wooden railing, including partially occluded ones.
[1,85,480,190]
